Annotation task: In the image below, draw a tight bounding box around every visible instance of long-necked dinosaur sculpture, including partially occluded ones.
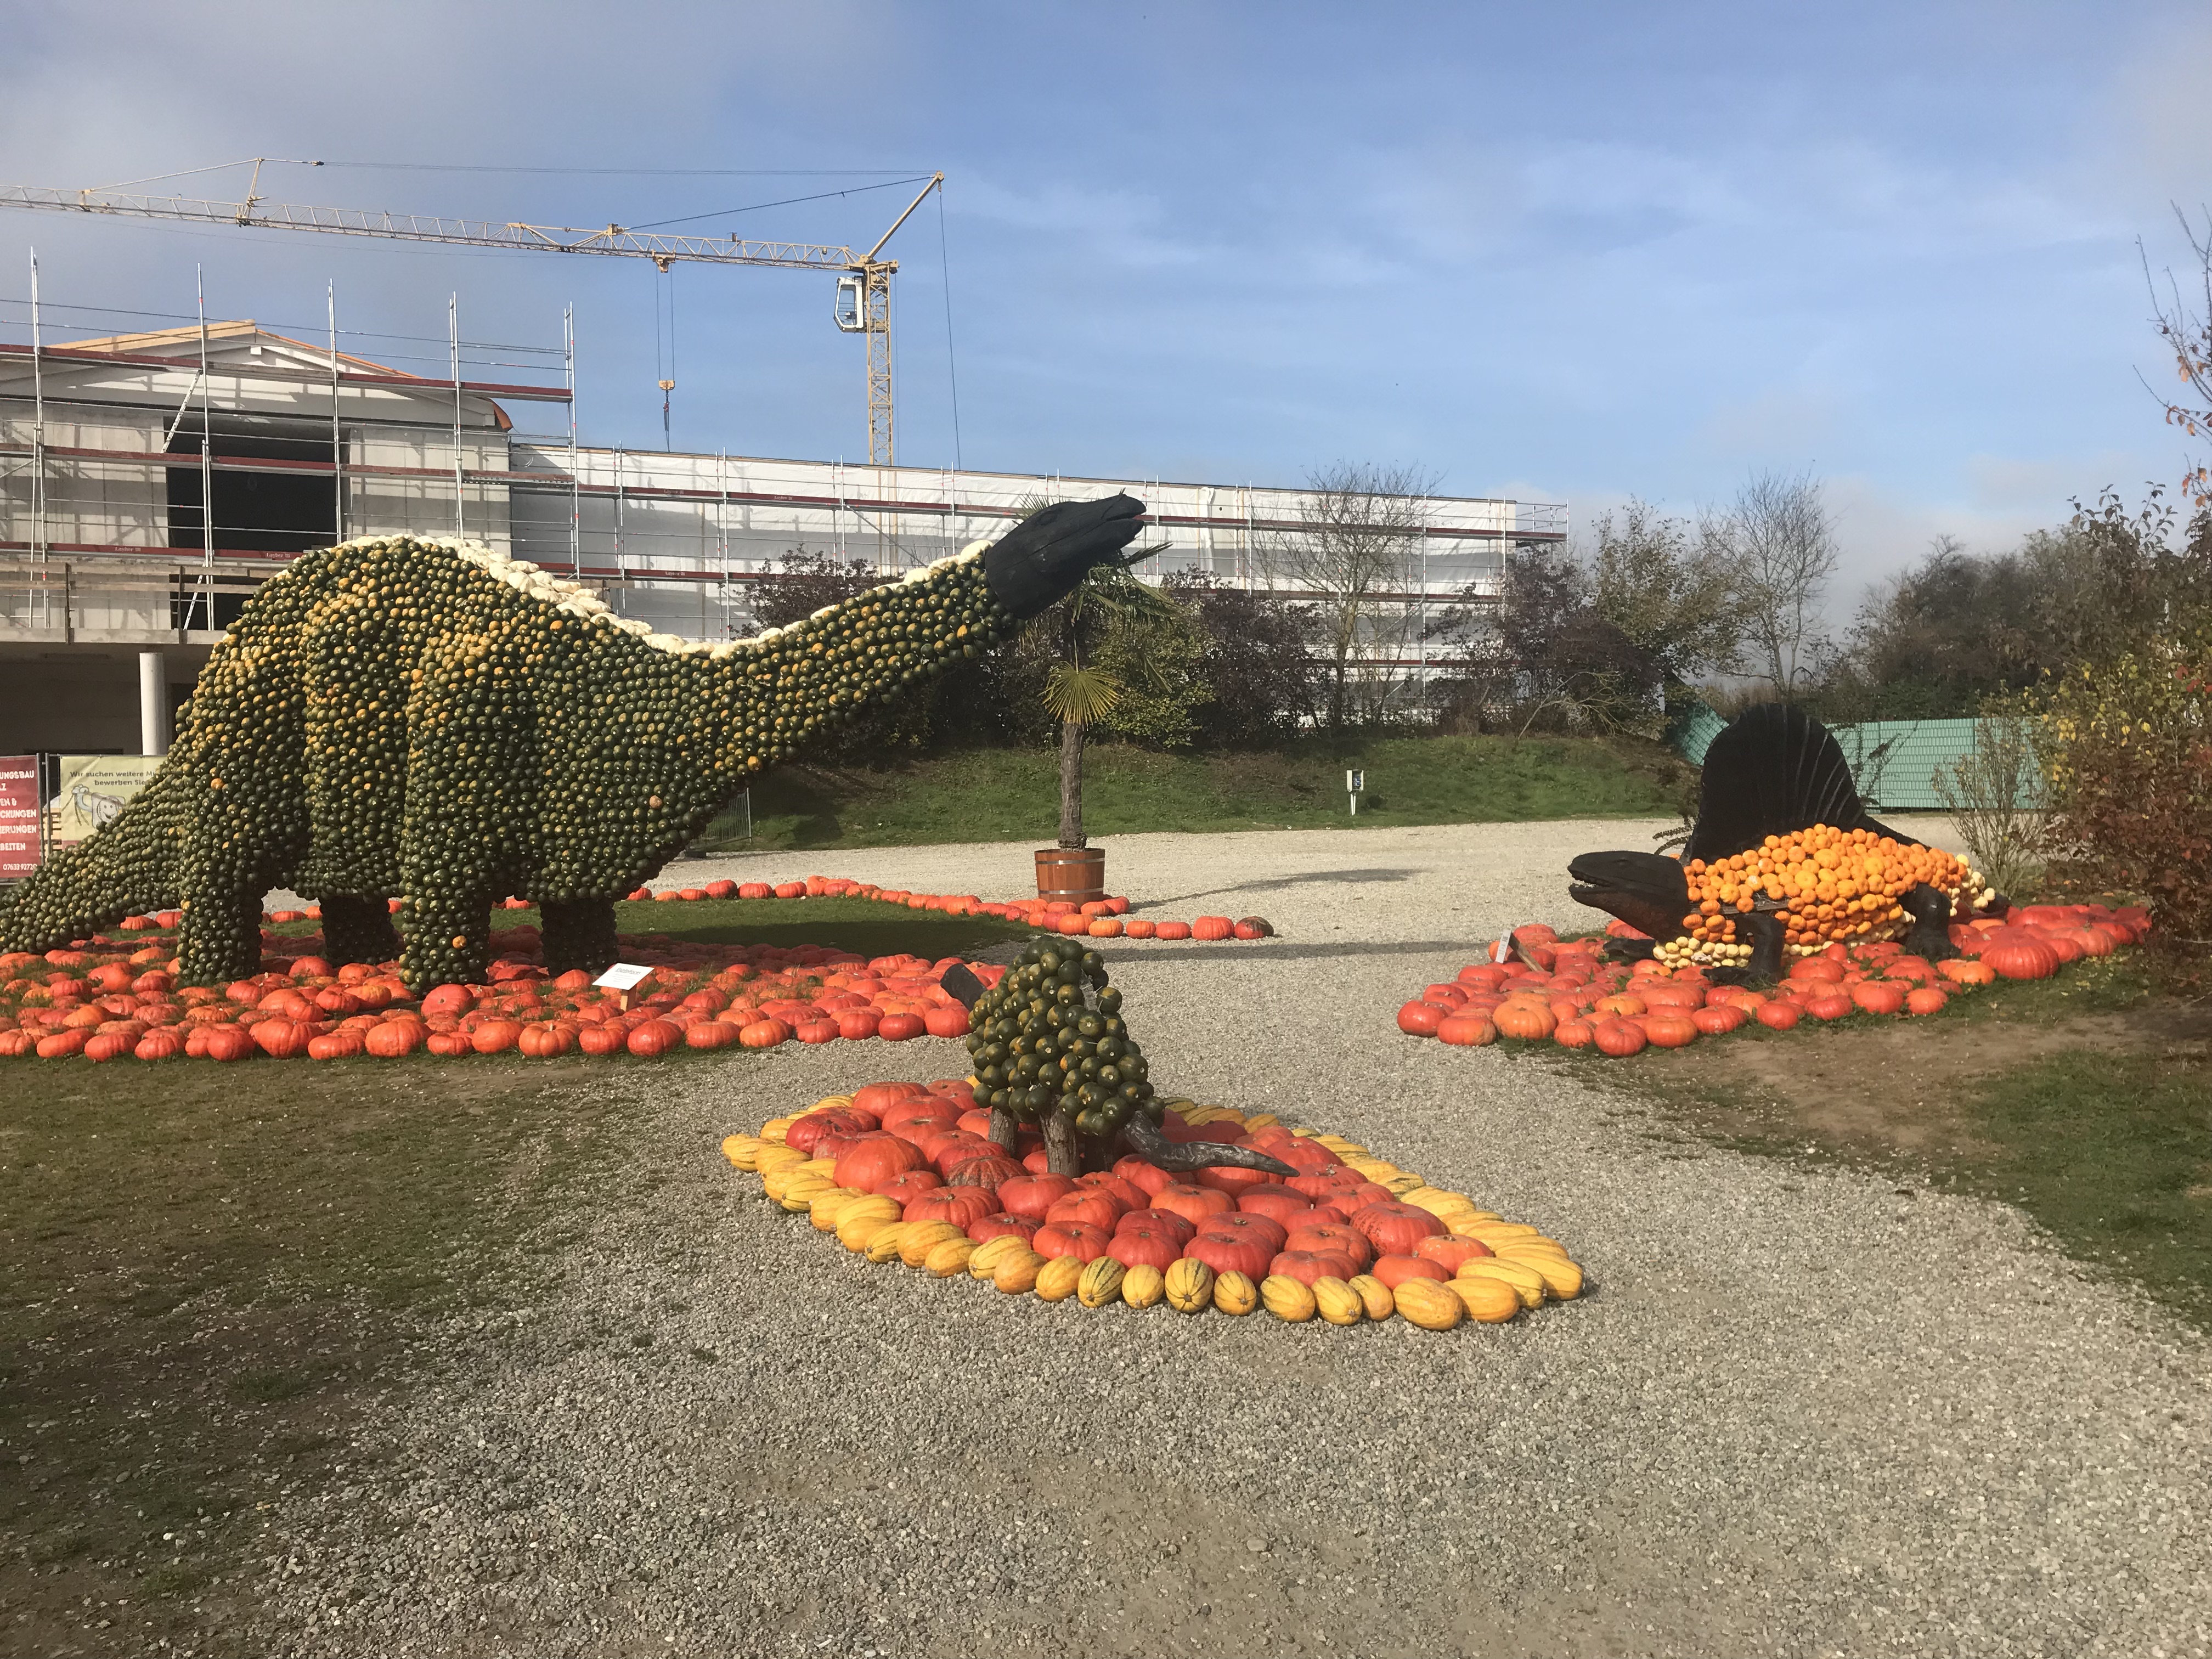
[0,496,1147,989]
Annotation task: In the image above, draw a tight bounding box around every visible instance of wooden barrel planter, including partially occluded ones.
[1035,846,1105,904]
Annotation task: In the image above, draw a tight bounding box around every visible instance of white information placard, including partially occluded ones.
[593,962,654,991]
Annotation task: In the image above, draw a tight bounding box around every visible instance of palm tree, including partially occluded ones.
[1025,531,1176,849]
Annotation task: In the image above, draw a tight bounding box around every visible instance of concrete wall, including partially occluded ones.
[0,647,201,754]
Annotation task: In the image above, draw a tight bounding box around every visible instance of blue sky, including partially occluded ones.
[3,1,2207,606]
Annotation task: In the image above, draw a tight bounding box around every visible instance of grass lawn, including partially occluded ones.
[1584,957,2212,1326]
[694,733,1690,852]
[0,904,1012,1654]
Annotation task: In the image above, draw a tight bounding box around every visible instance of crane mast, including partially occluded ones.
[0,169,945,465]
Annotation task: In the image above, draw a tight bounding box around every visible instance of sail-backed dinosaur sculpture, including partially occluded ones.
[1565,703,2000,982]
[0,496,1149,990]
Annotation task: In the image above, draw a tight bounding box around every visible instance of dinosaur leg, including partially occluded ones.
[541,897,620,978]
[1900,883,1960,962]
[1603,936,1659,963]
[1043,1113,1083,1179]
[175,882,268,988]
[323,895,401,968]
[398,886,494,992]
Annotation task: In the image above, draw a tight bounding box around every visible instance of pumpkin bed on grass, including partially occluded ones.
[1398,902,2153,1060]
[723,1084,1585,1333]
[0,917,1001,1064]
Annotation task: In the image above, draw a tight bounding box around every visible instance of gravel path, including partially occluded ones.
[255,821,2211,1658]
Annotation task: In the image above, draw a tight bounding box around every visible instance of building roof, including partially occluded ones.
[65,318,403,378]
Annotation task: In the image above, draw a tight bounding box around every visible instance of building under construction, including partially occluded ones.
[1,308,1566,755]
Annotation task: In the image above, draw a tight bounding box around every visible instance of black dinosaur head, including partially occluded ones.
[983,494,1149,619]
[1566,849,1691,940]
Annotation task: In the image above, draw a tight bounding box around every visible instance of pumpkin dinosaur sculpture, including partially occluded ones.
[0,496,1149,990]
[940,942,1295,1180]
[1565,702,2000,983]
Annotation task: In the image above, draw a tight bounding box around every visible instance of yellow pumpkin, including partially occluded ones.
[1347,1273,1395,1320]
[899,1221,964,1268]
[754,1144,808,1177]
[720,1134,763,1170]
[865,1222,913,1265]
[993,1250,1044,1294]
[1312,1277,1363,1325]
[1379,1173,1425,1195]
[1035,1256,1085,1302]
[1444,1213,1505,1235]
[834,1199,900,1251]
[1120,1263,1165,1309]
[924,1237,976,1277]
[1456,1257,1547,1309]
[1392,1278,1465,1331]
[807,1187,866,1230]
[757,1116,796,1144]
[1447,1274,1521,1323]
[1399,1186,1477,1218]
[1242,1112,1280,1131]
[1164,1258,1215,1314]
[1212,1269,1259,1316]
[1261,1274,1317,1323]
[1077,1257,1127,1308]
[1498,1251,1583,1299]
[968,1235,1029,1279]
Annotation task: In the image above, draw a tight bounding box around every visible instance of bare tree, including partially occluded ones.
[1587,498,1743,681]
[1706,470,1838,696]
[1258,461,1438,729]
[2142,206,2212,501]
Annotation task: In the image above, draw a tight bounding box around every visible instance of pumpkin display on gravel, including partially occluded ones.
[723,1081,1584,1333]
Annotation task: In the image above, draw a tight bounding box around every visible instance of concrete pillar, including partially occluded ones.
[139,650,167,757]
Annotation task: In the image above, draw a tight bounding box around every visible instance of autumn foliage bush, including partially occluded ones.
[2037,619,2212,990]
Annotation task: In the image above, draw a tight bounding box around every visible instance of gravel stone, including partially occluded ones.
[249,821,2211,1657]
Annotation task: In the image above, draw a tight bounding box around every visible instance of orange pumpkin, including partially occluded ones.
[1045,1189,1131,1231]
[1553,1018,1596,1048]
[1370,1253,1449,1289]
[904,1186,995,1229]
[1849,983,1905,1016]
[1108,1224,1185,1271]
[997,1173,1080,1220]
[1640,1014,1699,1048]
[1690,1004,1746,1035]
[1592,1018,1647,1057]
[1397,1001,1445,1036]
[471,1019,523,1054]
[1414,1235,1493,1270]
[1268,1248,1358,1285]
[1938,958,1996,986]
[1283,1221,1374,1271]
[1193,1211,1290,1255]
[833,1133,927,1194]
[1032,1221,1112,1262]
[1437,1012,1498,1046]
[1980,930,2061,980]
[1346,1200,1446,1254]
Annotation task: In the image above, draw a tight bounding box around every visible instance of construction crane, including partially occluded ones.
[0,162,945,465]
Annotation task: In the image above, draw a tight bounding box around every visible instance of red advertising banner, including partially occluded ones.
[0,755,39,881]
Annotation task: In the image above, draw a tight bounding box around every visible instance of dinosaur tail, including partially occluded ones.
[0,763,186,955]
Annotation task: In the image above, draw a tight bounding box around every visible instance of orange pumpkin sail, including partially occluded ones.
[1566,704,2000,980]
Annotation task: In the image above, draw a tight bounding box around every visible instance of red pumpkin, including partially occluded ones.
[83,1030,134,1063]
[1802,993,1853,1022]
[1437,1012,1498,1047]
[1904,986,1949,1016]
[946,1155,1023,1192]
[1192,1211,1289,1254]
[1398,1001,1445,1036]
[1282,1222,1373,1271]
[1690,1004,1746,1035]
[471,1019,523,1055]
[1152,1183,1235,1226]
[1115,1207,1196,1247]
[1110,1155,1177,1197]
[1244,1135,1339,1176]
[307,1031,364,1060]
[853,1081,929,1115]
[626,1020,683,1056]
[1640,1013,1699,1048]
[883,1101,963,1143]
[967,1212,1042,1244]
[203,1025,257,1062]
[1107,1224,1184,1271]
[1235,1186,1317,1227]
[132,1028,185,1061]
[957,1108,998,1138]
[1754,1000,1802,1031]
[837,1010,882,1040]
[1553,1019,1596,1049]
[833,1133,927,1194]
[1938,958,1996,986]
[251,1019,310,1059]
[1285,1170,1367,1204]
[877,1013,926,1042]
[1044,1189,1130,1231]
[996,1174,1078,1221]
[1032,1221,1112,1262]
[520,1023,575,1057]
[1345,1200,1446,1255]
[1414,1235,1493,1269]
[1267,1248,1358,1286]
[685,1019,739,1049]
[904,1187,995,1229]
[1982,929,2061,981]
[876,1169,947,1207]
[1371,1253,1449,1289]
[929,1132,1005,1176]
[1182,1231,1273,1279]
